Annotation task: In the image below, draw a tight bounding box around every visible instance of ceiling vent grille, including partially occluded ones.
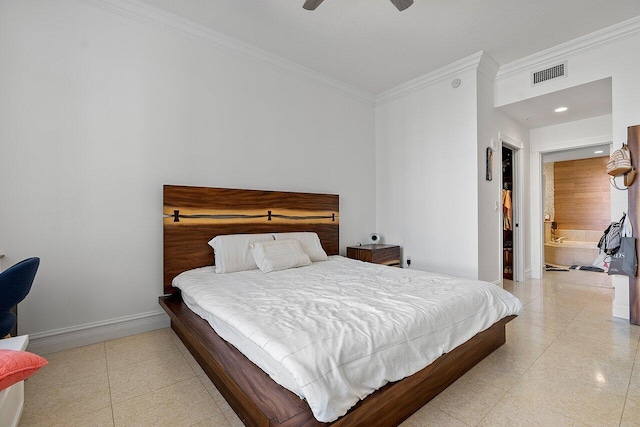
[531,62,567,86]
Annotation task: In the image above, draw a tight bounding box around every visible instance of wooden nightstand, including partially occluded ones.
[346,244,401,267]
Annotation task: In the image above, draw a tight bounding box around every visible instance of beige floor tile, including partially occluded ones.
[543,271,610,288]
[108,350,197,403]
[566,310,640,348]
[112,377,220,426]
[621,398,640,427]
[400,402,468,427]
[105,329,180,370]
[506,317,560,347]
[494,333,549,366]
[22,371,111,426]
[526,355,632,396]
[524,297,584,320]
[199,374,228,404]
[516,307,575,333]
[181,346,207,377]
[582,289,616,314]
[478,400,588,426]
[540,336,634,370]
[460,348,530,391]
[629,370,640,401]
[551,331,638,369]
[543,280,600,296]
[503,280,543,304]
[26,343,107,392]
[503,365,626,426]
[190,414,232,427]
[165,328,209,376]
[70,406,115,427]
[214,397,245,427]
[19,405,115,427]
[430,375,506,426]
[166,327,191,353]
[537,291,592,306]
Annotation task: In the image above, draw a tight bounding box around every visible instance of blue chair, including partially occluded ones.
[0,257,40,337]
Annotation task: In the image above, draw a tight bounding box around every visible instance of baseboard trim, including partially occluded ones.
[612,302,629,320]
[27,311,170,354]
[525,268,533,281]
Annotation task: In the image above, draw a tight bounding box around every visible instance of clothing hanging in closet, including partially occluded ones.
[502,189,512,230]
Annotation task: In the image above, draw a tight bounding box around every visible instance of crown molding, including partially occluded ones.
[376,51,485,105]
[80,0,375,104]
[477,52,500,81]
[496,15,640,81]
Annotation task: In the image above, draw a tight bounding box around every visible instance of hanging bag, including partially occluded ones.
[608,143,636,190]
[608,214,637,277]
[607,143,632,176]
[598,213,626,255]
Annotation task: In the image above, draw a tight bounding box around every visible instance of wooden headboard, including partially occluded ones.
[163,185,340,294]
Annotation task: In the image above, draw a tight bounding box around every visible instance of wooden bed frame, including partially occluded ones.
[158,185,515,427]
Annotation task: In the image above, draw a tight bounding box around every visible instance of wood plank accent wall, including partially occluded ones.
[553,156,610,231]
[627,124,640,325]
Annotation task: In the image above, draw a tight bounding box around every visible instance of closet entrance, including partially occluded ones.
[501,143,524,282]
[502,145,516,281]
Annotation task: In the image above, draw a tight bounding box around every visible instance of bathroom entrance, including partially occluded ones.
[542,149,611,270]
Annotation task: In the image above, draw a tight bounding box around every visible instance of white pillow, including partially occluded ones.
[272,232,329,262]
[208,233,274,273]
[250,240,312,273]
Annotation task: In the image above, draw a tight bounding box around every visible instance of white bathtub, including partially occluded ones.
[545,240,598,249]
[544,240,599,266]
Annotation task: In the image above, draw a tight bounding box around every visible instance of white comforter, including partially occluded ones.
[173,256,522,422]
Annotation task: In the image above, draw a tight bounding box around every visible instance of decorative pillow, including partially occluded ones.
[0,349,47,391]
[272,232,329,262]
[250,240,312,273]
[208,234,274,273]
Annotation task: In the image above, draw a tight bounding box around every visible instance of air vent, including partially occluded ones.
[531,62,567,86]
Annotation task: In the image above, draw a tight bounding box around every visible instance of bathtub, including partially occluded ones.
[544,240,599,266]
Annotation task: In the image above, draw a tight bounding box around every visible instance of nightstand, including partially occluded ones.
[346,244,401,267]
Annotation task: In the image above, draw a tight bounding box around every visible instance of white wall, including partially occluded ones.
[375,65,479,278]
[496,20,640,318]
[477,59,530,284]
[374,53,528,284]
[0,0,376,347]
[530,115,613,152]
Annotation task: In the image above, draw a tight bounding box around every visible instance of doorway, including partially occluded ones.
[501,135,525,282]
[502,146,515,280]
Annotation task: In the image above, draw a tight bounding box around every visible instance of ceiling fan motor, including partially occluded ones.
[303,0,414,12]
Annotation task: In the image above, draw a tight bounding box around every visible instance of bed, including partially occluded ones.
[159,185,520,426]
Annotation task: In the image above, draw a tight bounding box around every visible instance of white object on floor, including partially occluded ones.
[0,335,29,427]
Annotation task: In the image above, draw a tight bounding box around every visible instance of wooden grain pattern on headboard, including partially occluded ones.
[163,185,340,294]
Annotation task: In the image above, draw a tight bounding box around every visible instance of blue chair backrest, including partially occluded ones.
[0,257,40,313]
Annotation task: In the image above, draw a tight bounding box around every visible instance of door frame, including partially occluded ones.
[500,133,525,282]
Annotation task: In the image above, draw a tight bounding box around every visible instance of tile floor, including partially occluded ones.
[19,270,640,426]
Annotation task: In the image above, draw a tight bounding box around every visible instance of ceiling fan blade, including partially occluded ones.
[390,0,414,11]
[303,0,325,10]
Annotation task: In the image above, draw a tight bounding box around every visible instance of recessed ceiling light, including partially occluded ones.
[594,150,604,154]
[554,107,568,113]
